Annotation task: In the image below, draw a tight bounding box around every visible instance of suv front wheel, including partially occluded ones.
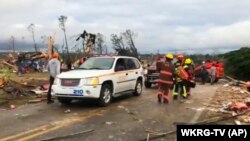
[98,84,112,106]
[58,97,72,105]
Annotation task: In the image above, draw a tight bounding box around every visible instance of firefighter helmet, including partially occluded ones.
[185,58,192,64]
[166,53,174,59]
[53,52,59,59]
[177,54,184,60]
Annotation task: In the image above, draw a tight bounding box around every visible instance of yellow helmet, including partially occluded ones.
[165,53,174,59]
[185,58,192,64]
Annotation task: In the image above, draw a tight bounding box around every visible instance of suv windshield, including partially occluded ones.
[78,58,115,70]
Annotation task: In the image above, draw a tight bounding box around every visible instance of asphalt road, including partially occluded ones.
[0,84,219,141]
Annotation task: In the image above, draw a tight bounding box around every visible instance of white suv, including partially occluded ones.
[52,56,144,106]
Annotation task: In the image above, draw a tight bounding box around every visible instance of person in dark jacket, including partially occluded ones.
[157,53,174,104]
[200,61,208,84]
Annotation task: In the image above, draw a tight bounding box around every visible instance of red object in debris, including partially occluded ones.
[246,81,250,87]
[245,98,250,107]
[230,102,248,111]
[10,104,16,109]
[42,83,50,90]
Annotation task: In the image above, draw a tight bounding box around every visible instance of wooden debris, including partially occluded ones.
[141,130,176,141]
[39,129,94,141]
[1,61,17,71]
[234,120,241,125]
[174,111,249,125]
[0,79,4,88]
[28,99,42,103]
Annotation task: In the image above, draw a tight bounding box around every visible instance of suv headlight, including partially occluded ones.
[53,78,60,85]
[83,77,99,85]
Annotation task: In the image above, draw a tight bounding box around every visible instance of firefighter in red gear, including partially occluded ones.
[157,53,174,103]
[183,58,195,96]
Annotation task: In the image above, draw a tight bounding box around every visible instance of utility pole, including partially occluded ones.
[10,36,15,52]
[27,23,38,52]
[58,15,71,63]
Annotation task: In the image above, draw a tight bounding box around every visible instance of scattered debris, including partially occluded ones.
[105,121,113,125]
[108,135,114,139]
[117,105,125,109]
[39,129,94,141]
[141,130,176,141]
[0,108,7,111]
[234,120,241,125]
[28,99,42,104]
[10,104,16,109]
[229,102,248,111]
[64,109,71,113]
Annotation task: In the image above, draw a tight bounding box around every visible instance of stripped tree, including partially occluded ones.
[111,29,138,58]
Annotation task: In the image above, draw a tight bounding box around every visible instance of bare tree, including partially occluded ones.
[95,33,106,54]
[111,29,138,58]
[27,23,38,52]
[10,36,15,52]
[123,29,138,57]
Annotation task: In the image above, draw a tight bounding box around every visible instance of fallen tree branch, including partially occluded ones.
[39,129,94,141]
[140,130,176,141]
[225,76,246,85]
[174,111,249,125]
[2,61,17,70]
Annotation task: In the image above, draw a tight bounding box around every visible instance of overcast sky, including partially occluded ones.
[1,0,250,53]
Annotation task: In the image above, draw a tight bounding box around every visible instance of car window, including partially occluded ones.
[115,58,126,71]
[133,59,141,69]
[125,59,136,70]
[79,58,115,70]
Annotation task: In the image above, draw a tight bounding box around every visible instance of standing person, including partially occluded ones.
[47,52,61,104]
[200,61,208,85]
[157,53,174,104]
[183,58,195,96]
[173,61,184,100]
[210,63,217,85]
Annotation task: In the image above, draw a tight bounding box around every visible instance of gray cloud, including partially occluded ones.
[1,0,250,53]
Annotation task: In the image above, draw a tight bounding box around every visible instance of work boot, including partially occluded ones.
[157,95,162,103]
[182,95,187,99]
[47,100,54,104]
[173,95,178,100]
[163,99,169,104]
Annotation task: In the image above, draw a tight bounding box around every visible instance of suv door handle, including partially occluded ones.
[126,73,128,75]
[135,72,138,74]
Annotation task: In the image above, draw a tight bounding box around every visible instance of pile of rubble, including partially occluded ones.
[0,75,49,109]
[205,77,250,124]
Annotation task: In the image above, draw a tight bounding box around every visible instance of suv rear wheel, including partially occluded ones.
[134,79,143,96]
[98,84,112,106]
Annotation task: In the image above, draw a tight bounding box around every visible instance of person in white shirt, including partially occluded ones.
[47,53,61,104]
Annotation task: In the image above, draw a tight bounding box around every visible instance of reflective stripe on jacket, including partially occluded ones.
[158,61,174,85]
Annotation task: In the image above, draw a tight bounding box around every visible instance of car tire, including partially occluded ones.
[134,79,143,96]
[58,97,72,105]
[144,81,152,88]
[98,83,112,107]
